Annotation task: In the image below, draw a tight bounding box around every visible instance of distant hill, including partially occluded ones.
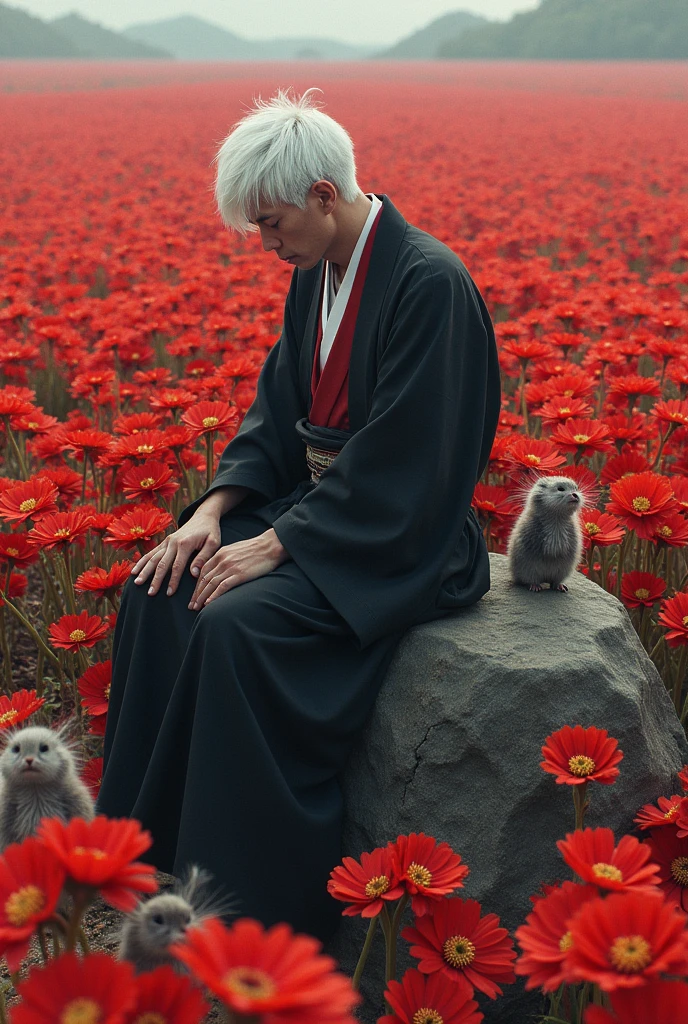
[439,0,688,59]
[123,15,376,61]
[51,13,172,59]
[0,1,82,57]
[374,10,489,59]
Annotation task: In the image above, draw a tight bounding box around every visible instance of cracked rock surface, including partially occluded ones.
[329,553,688,1023]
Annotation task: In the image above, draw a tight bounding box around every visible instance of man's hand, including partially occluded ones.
[188,529,289,610]
[131,510,223,596]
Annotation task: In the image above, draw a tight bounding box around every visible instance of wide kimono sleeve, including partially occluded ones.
[271,254,501,648]
[178,271,309,525]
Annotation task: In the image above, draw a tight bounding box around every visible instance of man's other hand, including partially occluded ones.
[188,529,289,610]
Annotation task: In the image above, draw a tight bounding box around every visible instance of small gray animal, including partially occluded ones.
[0,724,95,851]
[118,866,221,973]
[507,475,584,592]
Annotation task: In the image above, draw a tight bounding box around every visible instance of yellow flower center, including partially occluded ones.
[658,526,673,537]
[670,856,688,886]
[4,884,45,925]
[223,966,276,1000]
[559,407,571,414]
[139,478,156,488]
[585,523,601,536]
[568,754,596,777]
[137,444,154,455]
[130,526,146,536]
[5,548,19,556]
[634,588,650,600]
[0,710,18,726]
[365,875,390,898]
[609,935,652,973]
[525,454,541,464]
[559,931,573,952]
[443,935,476,969]
[60,998,102,1024]
[413,1011,444,1024]
[592,862,623,883]
[202,416,220,429]
[105,684,111,701]
[134,1015,166,1024]
[573,434,590,443]
[664,804,679,820]
[73,846,107,860]
[19,498,37,512]
[55,528,71,539]
[632,496,652,512]
[407,862,432,887]
[69,629,87,642]
[682,616,688,628]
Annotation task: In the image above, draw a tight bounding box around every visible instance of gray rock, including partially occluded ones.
[329,553,688,1023]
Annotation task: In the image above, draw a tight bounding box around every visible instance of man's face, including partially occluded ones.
[251,189,335,270]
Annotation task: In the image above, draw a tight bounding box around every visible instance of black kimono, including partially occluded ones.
[99,194,501,940]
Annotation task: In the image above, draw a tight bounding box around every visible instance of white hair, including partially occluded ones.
[214,88,360,234]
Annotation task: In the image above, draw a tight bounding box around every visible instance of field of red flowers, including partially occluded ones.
[0,59,687,1021]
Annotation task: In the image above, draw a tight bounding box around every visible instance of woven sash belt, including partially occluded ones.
[295,418,352,486]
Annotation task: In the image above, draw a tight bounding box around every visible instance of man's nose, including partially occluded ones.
[262,235,280,253]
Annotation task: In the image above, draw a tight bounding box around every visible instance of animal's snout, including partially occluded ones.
[24,757,34,766]
[569,493,580,504]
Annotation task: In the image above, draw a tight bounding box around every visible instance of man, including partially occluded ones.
[99,88,501,941]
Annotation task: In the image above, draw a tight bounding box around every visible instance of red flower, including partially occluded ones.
[75,562,133,599]
[120,460,179,502]
[541,724,623,785]
[171,916,359,1023]
[77,660,111,717]
[606,472,677,540]
[608,374,662,404]
[549,418,615,457]
[392,833,469,916]
[0,570,27,605]
[557,828,661,894]
[28,508,94,550]
[505,437,568,474]
[49,611,110,652]
[0,477,59,524]
[567,891,688,990]
[37,815,158,912]
[634,794,683,831]
[579,509,626,549]
[600,451,651,486]
[103,430,171,465]
[0,688,46,730]
[181,400,239,437]
[658,590,688,647]
[515,881,600,993]
[0,837,66,972]
[651,511,688,547]
[402,897,516,1000]
[539,396,594,423]
[13,952,136,1024]
[643,825,688,912]
[679,765,688,792]
[147,388,197,414]
[327,845,404,917]
[62,428,113,459]
[379,968,482,1024]
[0,533,39,567]
[651,398,688,427]
[584,981,688,1024]
[82,757,104,800]
[620,571,666,608]
[124,965,208,1024]
[104,506,173,550]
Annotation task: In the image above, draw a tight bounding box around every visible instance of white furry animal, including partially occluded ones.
[0,724,94,851]
[507,475,584,592]
[119,866,221,973]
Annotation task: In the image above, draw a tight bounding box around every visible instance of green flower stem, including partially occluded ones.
[205,433,215,492]
[0,609,13,692]
[2,419,29,479]
[352,913,379,990]
[379,904,398,986]
[37,923,50,963]
[0,594,64,675]
[57,553,77,616]
[65,890,91,952]
[572,782,589,832]
[615,532,632,599]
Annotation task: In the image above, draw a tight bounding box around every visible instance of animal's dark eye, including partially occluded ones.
[39,743,49,753]
[152,914,164,925]
[11,745,20,754]
[557,485,566,491]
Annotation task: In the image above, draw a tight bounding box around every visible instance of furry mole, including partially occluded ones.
[507,475,584,592]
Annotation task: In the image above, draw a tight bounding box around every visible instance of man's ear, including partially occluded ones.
[310,180,337,214]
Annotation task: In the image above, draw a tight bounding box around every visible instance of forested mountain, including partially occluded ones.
[439,0,688,59]
[375,10,489,59]
[0,2,81,57]
[123,15,375,61]
[51,13,171,59]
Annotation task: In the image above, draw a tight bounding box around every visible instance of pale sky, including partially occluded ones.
[21,0,539,46]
